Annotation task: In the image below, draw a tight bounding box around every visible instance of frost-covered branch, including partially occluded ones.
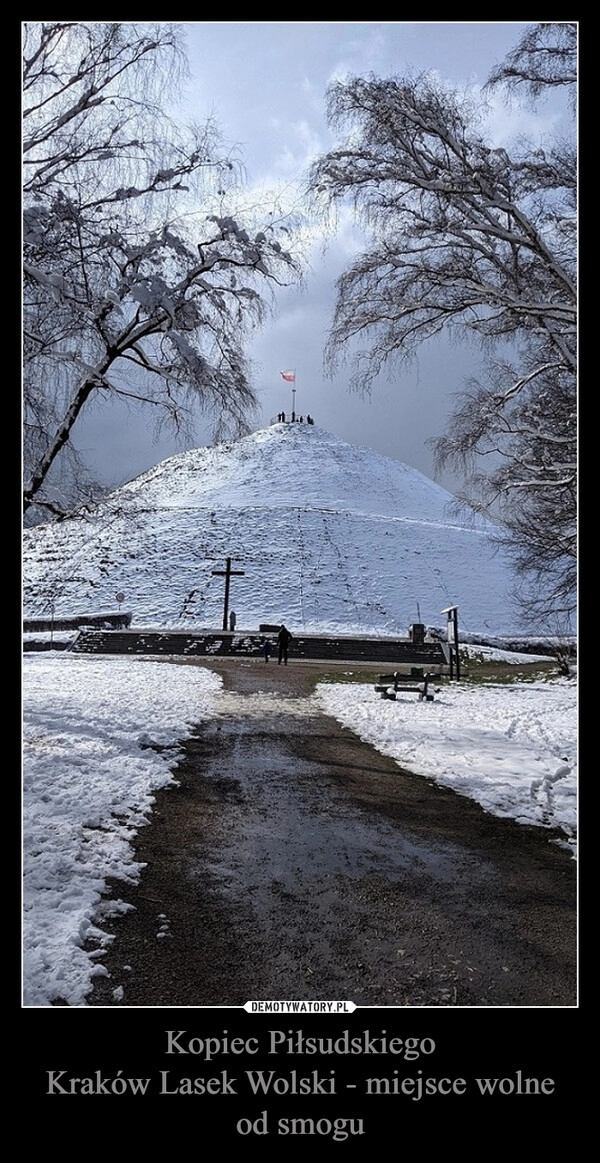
[307,25,576,622]
[23,21,302,518]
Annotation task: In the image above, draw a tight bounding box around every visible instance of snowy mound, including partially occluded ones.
[23,423,529,637]
[121,422,474,523]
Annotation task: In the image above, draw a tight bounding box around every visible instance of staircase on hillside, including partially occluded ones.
[67,628,453,669]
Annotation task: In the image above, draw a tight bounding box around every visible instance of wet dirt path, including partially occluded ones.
[89,659,576,1008]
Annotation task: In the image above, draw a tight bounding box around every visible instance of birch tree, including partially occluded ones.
[307,22,576,624]
[23,22,300,519]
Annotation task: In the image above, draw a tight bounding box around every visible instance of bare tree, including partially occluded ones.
[486,21,577,103]
[23,22,301,519]
[307,22,576,625]
[434,342,576,624]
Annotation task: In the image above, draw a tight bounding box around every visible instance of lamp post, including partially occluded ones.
[441,605,460,680]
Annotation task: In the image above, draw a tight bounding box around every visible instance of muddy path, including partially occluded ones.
[88,658,576,1008]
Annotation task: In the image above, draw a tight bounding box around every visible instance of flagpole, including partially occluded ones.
[280,369,297,419]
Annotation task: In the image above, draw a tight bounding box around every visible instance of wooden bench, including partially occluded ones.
[374,671,437,701]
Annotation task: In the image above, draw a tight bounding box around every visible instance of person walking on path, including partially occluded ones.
[263,639,272,663]
[277,624,293,665]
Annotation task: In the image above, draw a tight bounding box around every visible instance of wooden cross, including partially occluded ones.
[211,557,245,631]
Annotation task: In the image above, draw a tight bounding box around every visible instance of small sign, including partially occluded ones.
[115,592,125,604]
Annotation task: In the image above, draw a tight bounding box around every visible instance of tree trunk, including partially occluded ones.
[23,373,105,513]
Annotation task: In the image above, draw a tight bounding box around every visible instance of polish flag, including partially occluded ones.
[280,370,296,382]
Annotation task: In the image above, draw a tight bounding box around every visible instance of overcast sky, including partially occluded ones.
[73,21,571,494]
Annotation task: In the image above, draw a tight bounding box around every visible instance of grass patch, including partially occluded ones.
[315,659,562,688]
[457,661,559,685]
[316,669,383,686]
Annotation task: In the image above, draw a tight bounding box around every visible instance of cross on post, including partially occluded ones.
[211,556,245,631]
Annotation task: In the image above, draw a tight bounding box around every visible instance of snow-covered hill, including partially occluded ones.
[22,422,538,637]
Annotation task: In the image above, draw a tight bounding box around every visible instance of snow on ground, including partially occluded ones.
[316,674,577,851]
[23,424,566,639]
[22,654,221,1007]
[22,649,577,1007]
